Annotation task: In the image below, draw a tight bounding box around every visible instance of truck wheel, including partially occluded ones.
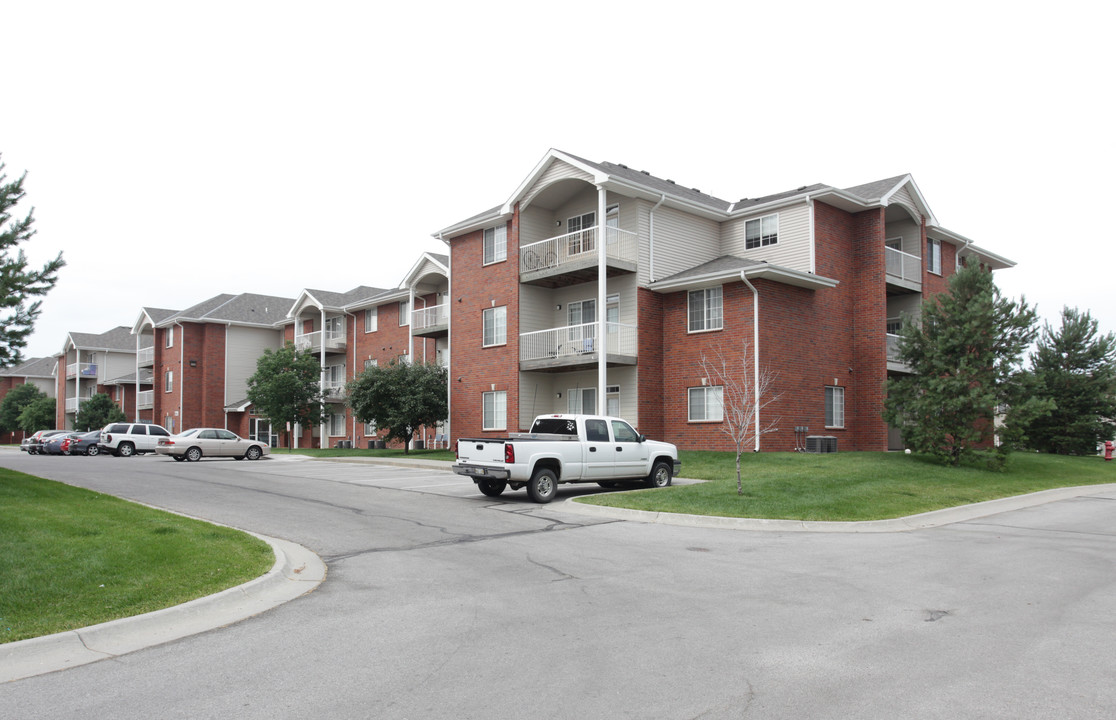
[478,479,506,497]
[645,461,673,488]
[527,468,558,503]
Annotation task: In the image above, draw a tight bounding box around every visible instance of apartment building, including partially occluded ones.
[437,149,1013,452]
[0,356,57,442]
[54,327,137,429]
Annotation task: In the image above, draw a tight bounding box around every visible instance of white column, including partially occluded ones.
[320,308,327,446]
[596,185,607,415]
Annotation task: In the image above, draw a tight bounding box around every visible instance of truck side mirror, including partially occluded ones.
[639,434,646,443]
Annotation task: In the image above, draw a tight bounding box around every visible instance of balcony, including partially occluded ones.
[64,397,88,413]
[66,362,98,379]
[520,226,639,288]
[137,390,154,410]
[321,381,347,402]
[412,303,448,338]
[137,346,155,367]
[885,246,921,293]
[886,333,913,373]
[520,322,638,371]
[295,328,347,354]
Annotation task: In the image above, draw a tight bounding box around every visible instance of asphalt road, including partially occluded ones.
[2,451,1115,719]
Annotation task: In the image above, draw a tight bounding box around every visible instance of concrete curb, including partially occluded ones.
[561,482,1116,533]
[0,533,325,683]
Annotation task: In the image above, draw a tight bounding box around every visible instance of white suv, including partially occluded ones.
[100,423,172,457]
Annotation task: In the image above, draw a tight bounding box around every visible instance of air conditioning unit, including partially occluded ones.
[805,435,838,453]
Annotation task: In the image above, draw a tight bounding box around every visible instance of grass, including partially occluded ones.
[287,447,455,461]
[0,468,273,644]
[579,450,1116,521]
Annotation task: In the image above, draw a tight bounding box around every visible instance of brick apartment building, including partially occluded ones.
[0,356,56,443]
[54,327,140,430]
[436,149,1013,452]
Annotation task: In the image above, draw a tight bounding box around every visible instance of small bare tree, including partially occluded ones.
[698,342,780,495]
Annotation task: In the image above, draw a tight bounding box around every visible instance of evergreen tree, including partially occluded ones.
[883,262,1045,467]
[0,383,47,433]
[347,359,447,454]
[246,344,325,449]
[1024,307,1116,454]
[0,155,65,367]
[74,392,127,432]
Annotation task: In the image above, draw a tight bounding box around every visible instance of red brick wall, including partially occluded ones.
[448,210,519,443]
[635,288,664,439]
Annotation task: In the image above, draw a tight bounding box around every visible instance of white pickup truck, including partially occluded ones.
[452,414,681,503]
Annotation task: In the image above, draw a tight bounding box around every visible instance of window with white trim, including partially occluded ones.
[329,412,346,437]
[825,386,845,428]
[363,358,378,371]
[365,421,376,436]
[483,224,507,265]
[688,287,724,332]
[745,214,779,249]
[482,391,507,431]
[688,386,723,422]
[567,387,597,415]
[927,238,942,275]
[482,306,507,347]
[567,212,595,255]
[399,299,410,326]
[164,370,173,393]
[365,307,378,333]
[165,326,174,348]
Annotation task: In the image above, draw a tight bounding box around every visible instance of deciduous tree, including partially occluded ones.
[347,360,447,454]
[0,383,47,434]
[17,395,56,433]
[74,392,127,432]
[246,344,325,449]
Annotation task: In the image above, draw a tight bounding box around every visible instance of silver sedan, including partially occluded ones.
[155,428,271,462]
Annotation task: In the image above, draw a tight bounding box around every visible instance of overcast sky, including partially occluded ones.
[4,1,1112,362]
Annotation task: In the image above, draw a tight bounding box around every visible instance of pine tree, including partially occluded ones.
[1,154,65,367]
[1024,307,1116,455]
[74,393,127,432]
[883,262,1044,467]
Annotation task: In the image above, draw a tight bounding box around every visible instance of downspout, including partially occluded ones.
[596,185,607,414]
[346,310,356,446]
[649,194,666,282]
[441,232,452,446]
[74,348,81,429]
[807,195,816,274]
[134,332,141,422]
[739,271,761,452]
[177,321,185,434]
[320,307,327,448]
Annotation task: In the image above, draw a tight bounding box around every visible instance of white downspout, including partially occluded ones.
[649,194,666,283]
[739,271,761,452]
[73,348,81,429]
[177,321,184,434]
[319,307,327,448]
[807,195,816,274]
[134,332,141,422]
[596,185,607,415]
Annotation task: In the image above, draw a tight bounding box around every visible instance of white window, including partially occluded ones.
[688,287,723,332]
[745,214,779,249]
[365,421,376,436]
[365,307,378,333]
[483,225,507,265]
[363,358,378,370]
[567,212,595,255]
[165,326,174,348]
[164,370,173,393]
[688,386,724,422]
[482,391,507,431]
[115,385,122,401]
[399,299,410,326]
[567,387,597,415]
[927,238,942,275]
[825,386,845,428]
[483,306,507,347]
[606,385,620,417]
[329,413,346,437]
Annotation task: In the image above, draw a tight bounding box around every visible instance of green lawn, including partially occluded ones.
[580,451,1116,521]
[287,447,455,461]
[0,468,273,644]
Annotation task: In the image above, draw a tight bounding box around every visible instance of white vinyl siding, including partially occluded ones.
[521,159,594,208]
[642,203,720,284]
[225,326,285,405]
[826,386,845,428]
[483,225,507,265]
[483,306,507,347]
[365,307,377,333]
[516,366,638,430]
[723,203,812,273]
[689,386,723,422]
[482,391,507,431]
[688,287,723,332]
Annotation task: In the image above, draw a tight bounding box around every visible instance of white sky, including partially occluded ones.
[5,1,1113,361]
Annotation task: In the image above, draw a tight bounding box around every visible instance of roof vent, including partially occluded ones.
[692,188,701,193]
[739,198,749,202]
[618,163,628,169]
[667,179,675,184]
[797,185,808,191]
[641,170,651,175]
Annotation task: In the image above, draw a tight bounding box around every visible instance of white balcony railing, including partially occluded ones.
[137,390,154,410]
[64,397,89,413]
[321,381,347,400]
[413,303,448,330]
[137,346,155,366]
[520,322,638,363]
[886,334,902,362]
[295,328,347,353]
[520,226,639,274]
[66,362,98,379]
[885,246,922,285]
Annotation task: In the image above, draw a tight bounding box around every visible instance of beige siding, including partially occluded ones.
[887,294,922,323]
[643,203,720,283]
[722,203,812,273]
[519,207,553,247]
[103,351,134,382]
[522,159,594,208]
[27,377,56,397]
[225,326,284,403]
[884,218,921,256]
[518,284,553,335]
[518,365,639,430]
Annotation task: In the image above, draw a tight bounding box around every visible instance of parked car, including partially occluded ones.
[62,430,105,456]
[99,423,172,457]
[155,428,270,462]
[42,432,81,455]
[20,429,69,455]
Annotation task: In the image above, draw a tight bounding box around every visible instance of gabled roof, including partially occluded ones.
[288,286,384,318]
[61,326,135,355]
[401,252,449,288]
[649,255,839,293]
[155,293,295,328]
[132,307,180,334]
[0,356,56,378]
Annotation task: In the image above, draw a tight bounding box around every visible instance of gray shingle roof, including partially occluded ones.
[163,293,296,326]
[655,255,768,284]
[841,175,910,202]
[561,151,733,213]
[141,307,180,325]
[68,326,135,352]
[305,286,384,309]
[0,356,56,377]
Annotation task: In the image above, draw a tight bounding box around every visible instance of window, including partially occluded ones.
[886,317,902,335]
[164,415,175,433]
[567,212,595,255]
[399,299,410,326]
[568,387,597,414]
[164,370,173,393]
[482,391,507,431]
[688,386,724,422]
[329,413,346,437]
[483,224,507,265]
[745,214,779,249]
[365,421,376,436]
[482,306,507,347]
[365,307,378,333]
[363,358,378,370]
[606,385,620,417]
[688,287,723,332]
[165,326,174,348]
[927,238,941,275]
[825,386,845,428]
